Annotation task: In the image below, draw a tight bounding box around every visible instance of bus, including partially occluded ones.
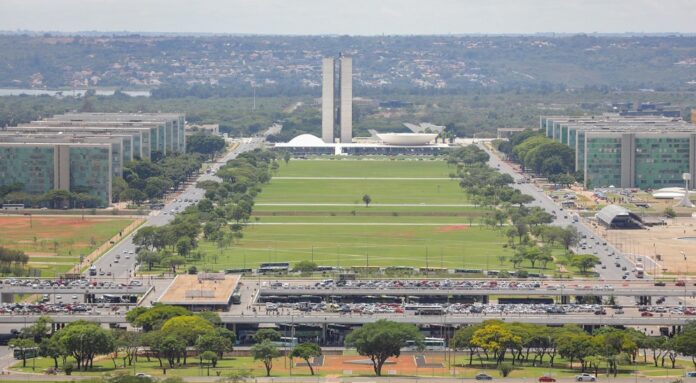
[272,337,299,348]
[415,306,445,316]
[635,266,644,279]
[89,265,97,276]
[258,262,290,273]
[13,347,38,359]
[102,294,122,303]
[403,337,446,351]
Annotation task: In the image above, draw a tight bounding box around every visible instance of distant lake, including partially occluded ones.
[0,88,151,97]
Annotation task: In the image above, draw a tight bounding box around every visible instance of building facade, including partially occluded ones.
[541,115,696,189]
[321,55,352,143]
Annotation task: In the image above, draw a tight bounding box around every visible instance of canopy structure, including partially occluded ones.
[595,204,644,229]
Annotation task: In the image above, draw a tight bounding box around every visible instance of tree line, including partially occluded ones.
[132,149,276,272]
[450,320,696,377]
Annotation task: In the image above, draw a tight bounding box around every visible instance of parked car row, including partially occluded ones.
[270,279,545,291]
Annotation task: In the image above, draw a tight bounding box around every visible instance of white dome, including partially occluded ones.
[376,133,438,146]
[286,134,327,146]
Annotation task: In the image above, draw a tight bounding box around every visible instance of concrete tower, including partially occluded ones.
[321,57,335,143]
[339,56,353,143]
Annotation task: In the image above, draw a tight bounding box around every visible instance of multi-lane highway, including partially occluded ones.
[88,136,266,279]
[480,143,646,282]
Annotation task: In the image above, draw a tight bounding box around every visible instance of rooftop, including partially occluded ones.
[158,273,241,306]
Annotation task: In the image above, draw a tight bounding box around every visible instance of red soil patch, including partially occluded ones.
[318,354,447,375]
[437,224,470,233]
[0,216,121,239]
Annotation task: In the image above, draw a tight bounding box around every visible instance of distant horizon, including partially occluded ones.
[2,31,696,37]
[1,0,695,35]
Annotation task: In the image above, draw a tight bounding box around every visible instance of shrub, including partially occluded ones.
[498,363,514,377]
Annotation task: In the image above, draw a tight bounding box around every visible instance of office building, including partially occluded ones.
[321,55,352,143]
[339,56,352,143]
[541,115,696,189]
[0,112,186,207]
[0,142,112,206]
[321,57,335,143]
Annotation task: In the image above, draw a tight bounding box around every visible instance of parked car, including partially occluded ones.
[575,373,597,381]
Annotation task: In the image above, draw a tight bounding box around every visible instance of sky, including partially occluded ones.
[1,0,695,35]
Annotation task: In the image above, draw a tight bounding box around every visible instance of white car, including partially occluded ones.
[575,373,596,382]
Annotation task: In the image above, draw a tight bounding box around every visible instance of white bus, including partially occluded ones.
[272,337,299,348]
[403,337,446,351]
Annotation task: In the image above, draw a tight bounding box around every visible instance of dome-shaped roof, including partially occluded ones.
[286,134,326,146]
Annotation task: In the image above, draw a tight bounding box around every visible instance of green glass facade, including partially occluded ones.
[634,136,690,188]
[69,146,111,205]
[585,136,622,188]
[0,145,55,195]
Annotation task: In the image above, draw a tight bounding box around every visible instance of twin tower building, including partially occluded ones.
[321,55,352,143]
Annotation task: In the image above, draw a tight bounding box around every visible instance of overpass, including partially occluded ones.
[0,313,691,327]
[260,287,696,298]
[0,285,149,295]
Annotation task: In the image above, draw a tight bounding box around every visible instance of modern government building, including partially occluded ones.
[0,112,185,207]
[541,114,696,189]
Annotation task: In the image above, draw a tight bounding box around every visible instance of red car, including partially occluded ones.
[539,377,557,382]
[641,311,654,317]
[676,281,686,287]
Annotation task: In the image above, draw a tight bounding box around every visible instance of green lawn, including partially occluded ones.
[193,158,581,274]
[12,353,691,379]
[277,158,454,177]
[257,178,468,205]
[198,224,516,270]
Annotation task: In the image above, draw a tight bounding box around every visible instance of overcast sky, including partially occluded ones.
[1,0,695,35]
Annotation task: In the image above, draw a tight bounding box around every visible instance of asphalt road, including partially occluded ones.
[87,136,266,280]
[480,144,642,282]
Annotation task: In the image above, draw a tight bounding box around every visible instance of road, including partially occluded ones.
[88,136,266,279]
[480,144,641,282]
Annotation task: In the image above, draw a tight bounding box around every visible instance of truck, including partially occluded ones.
[89,265,97,276]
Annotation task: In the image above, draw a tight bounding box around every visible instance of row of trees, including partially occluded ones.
[451,320,696,376]
[131,150,276,272]
[0,246,29,276]
[186,132,227,160]
[495,129,577,182]
[1,185,102,208]
[116,153,205,203]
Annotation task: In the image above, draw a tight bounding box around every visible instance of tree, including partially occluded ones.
[54,321,115,370]
[161,316,215,348]
[120,188,147,204]
[451,326,481,366]
[290,342,322,376]
[39,336,65,369]
[362,194,372,207]
[10,338,37,367]
[201,350,219,372]
[22,315,53,342]
[498,363,514,377]
[345,319,423,376]
[293,260,318,273]
[251,340,280,377]
[187,133,226,159]
[471,323,522,365]
[571,254,600,274]
[674,323,696,368]
[126,305,191,331]
[196,333,233,360]
[254,328,281,343]
[663,207,677,218]
[560,225,580,249]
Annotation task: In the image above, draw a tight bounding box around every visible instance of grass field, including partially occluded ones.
[12,354,691,379]
[190,158,554,272]
[0,216,133,276]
